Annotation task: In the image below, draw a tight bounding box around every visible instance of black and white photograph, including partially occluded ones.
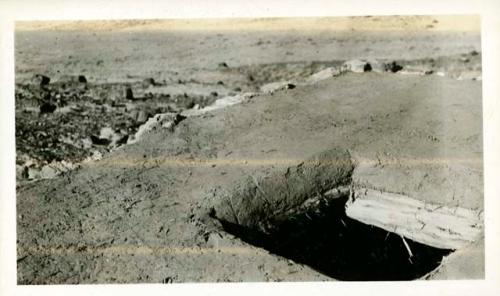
[1,0,500,295]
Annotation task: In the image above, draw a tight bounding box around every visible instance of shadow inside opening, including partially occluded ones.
[218,194,453,281]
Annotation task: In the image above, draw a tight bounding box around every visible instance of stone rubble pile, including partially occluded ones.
[15,53,481,181]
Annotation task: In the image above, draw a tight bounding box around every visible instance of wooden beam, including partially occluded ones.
[345,188,483,250]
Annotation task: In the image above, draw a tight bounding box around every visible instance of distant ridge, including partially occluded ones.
[16,15,480,32]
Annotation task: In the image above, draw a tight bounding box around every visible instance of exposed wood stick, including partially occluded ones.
[400,235,414,258]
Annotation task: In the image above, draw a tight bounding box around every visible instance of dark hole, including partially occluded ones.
[218,194,453,281]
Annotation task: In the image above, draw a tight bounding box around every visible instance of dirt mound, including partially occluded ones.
[210,149,353,232]
[17,73,483,283]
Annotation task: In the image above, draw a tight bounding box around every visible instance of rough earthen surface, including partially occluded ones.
[14,16,483,283]
[17,73,483,283]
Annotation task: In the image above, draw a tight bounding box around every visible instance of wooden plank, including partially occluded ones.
[345,188,483,250]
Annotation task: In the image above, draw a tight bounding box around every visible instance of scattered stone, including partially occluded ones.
[25,167,41,180]
[97,127,129,147]
[81,138,93,149]
[217,62,229,69]
[18,155,38,167]
[136,110,150,124]
[39,102,57,114]
[31,74,50,86]
[59,75,87,84]
[307,67,341,83]
[128,109,139,121]
[385,61,404,73]
[128,113,186,144]
[125,86,134,100]
[142,78,156,87]
[83,150,103,162]
[184,101,196,109]
[470,50,479,56]
[260,81,296,94]
[78,75,87,83]
[162,277,174,284]
[125,103,137,112]
[181,93,256,117]
[341,59,372,73]
[173,114,187,125]
[216,81,224,85]
[40,165,59,179]
[16,165,25,180]
[399,66,434,76]
[206,232,231,248]
[366,60,387,73]
[457,70,482,81]
[99,127,115,141]
[460,57,470,63]
[90,135,111,146]
[210,91,218,97]
[20,160,78,180]
[115,134,129,146]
